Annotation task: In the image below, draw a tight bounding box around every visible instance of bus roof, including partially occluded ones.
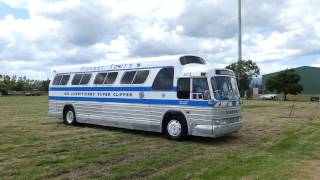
[53,55,209,74]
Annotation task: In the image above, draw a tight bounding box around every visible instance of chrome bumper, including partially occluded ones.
[212,121,243,137]
[192,121,243,138]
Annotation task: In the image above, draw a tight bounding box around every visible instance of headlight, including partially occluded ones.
[213,119,226,125]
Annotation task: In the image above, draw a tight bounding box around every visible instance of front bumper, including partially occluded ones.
[192,121,243,138]
[212,121,243,137]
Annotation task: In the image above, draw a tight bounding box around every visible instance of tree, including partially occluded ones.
[40,79,50,91]
[266,69,303,101]
[226,60,260,97]
[0,74,51,95]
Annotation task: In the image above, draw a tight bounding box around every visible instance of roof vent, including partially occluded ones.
[180,56,206,65]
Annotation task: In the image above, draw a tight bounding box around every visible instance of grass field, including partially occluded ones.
[0,96,320,179]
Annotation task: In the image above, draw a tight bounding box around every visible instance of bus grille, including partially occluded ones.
[223,116,241,124]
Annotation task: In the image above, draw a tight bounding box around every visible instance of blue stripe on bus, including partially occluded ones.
[48,96,217,107]
[49,86,177,92]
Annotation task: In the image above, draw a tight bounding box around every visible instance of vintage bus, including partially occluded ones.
[49,55,242,140]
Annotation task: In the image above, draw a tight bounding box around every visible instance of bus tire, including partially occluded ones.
[63,107,77,125]
[164,115,188,141]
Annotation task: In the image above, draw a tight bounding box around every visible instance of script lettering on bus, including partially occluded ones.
[80,63,142,72]
[109,63,141,70]
[80,66,105,72]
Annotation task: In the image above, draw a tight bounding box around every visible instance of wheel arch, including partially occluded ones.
[63,104,75,117]
[161,110,190,134]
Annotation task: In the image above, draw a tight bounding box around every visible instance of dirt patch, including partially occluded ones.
[294,160,320,180]
[57,151,149,178]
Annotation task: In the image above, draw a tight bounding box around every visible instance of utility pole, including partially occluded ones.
[238,0,242,62]
[237,0,242,97]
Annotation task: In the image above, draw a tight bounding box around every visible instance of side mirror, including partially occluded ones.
[203,90,211,100]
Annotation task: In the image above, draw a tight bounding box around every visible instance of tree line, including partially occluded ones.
[0,75,50,95]
[226,60,303,100]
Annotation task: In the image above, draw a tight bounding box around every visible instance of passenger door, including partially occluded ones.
[190,78,211,134]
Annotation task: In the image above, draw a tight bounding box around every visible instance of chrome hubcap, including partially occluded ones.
[66,111,74,124]
[167,120,182,137]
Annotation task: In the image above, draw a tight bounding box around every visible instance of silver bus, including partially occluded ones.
[49,55,242,140]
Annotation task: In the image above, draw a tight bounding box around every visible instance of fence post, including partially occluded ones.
[289,101,295,118]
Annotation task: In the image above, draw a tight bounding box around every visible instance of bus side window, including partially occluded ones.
[80,74,92,85]
[133,70,149,84]
[192,78,209,100]
[177,78,190,99]
[52,75,62,85]
[152,67,174,90]
[59,75,70,85]
[72,74,83,85]
[104,72,118,84]
[121,71,137,84]
[94,73,108,84]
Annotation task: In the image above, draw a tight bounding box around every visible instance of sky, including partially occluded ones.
[0,0,320,80]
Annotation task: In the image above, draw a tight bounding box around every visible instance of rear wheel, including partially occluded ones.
[164,116,188,141]
[63,107,77,125]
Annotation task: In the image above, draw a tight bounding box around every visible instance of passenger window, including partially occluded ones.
[60,75,70,85]
[94,73,107,84]
[52,75,62,85]
[104,72,118,84]
[177,78,190,99]
[192,78,209,100]
[80,74,92,85]
[152,67,174,90]
[121,71,136,84]
[72,74,83,85]
[133,70,149,84]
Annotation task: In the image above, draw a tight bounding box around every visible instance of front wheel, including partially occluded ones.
[165,116,188,141]
[63,107,77,125]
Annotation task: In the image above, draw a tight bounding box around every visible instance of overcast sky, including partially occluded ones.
[0,0,319,79]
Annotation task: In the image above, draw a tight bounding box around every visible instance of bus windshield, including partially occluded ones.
[211,76,240,100]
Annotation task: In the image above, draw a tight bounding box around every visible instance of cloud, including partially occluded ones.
[175,0,238,39]
[0,0,319,79]
[257,62,294,75]
[311,59,320,67]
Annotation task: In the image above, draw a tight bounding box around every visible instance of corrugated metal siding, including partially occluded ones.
[262,66,320,94]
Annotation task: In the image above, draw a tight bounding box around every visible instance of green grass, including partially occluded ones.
[0,96,319,179]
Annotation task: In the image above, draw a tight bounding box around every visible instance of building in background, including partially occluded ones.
[262,66,320,94]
